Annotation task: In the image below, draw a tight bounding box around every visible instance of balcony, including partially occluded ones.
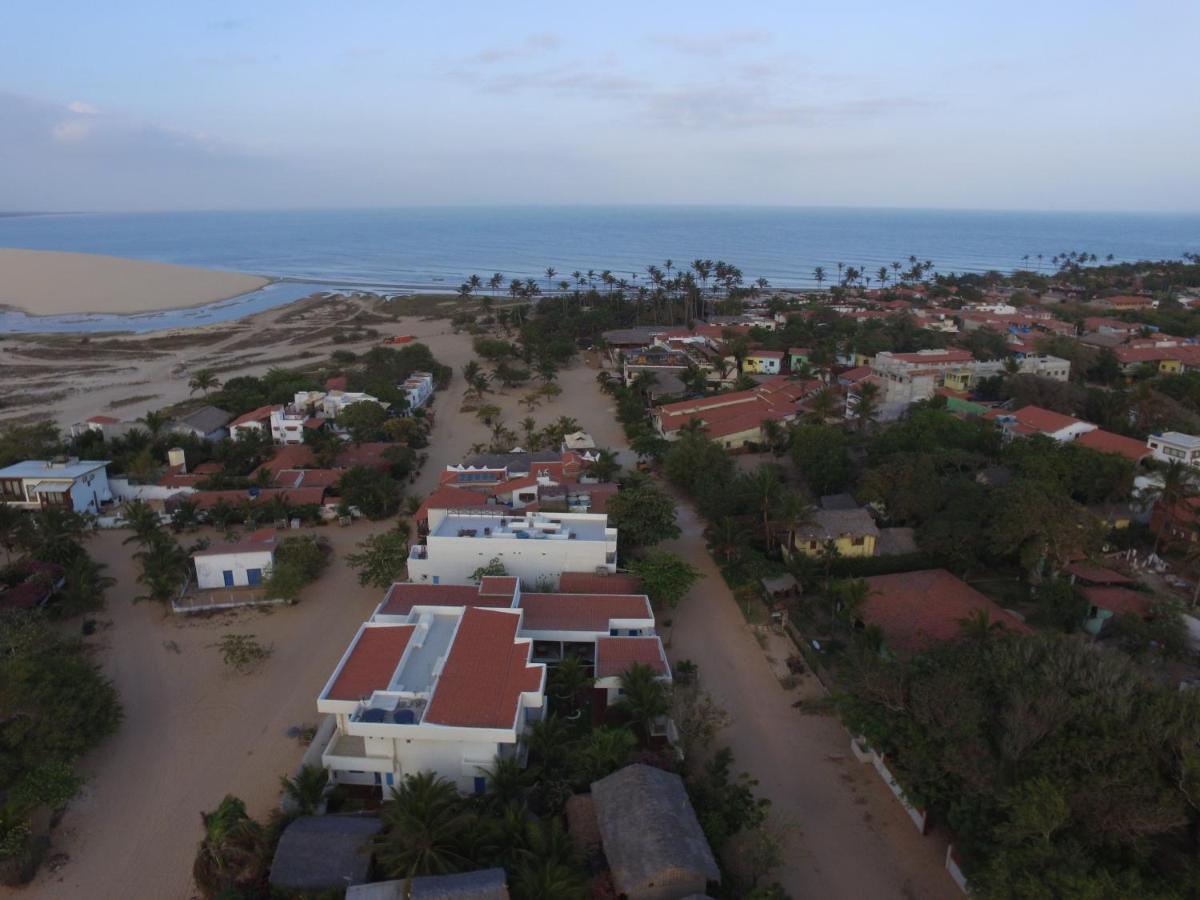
[322,732,392,774]
[409,545,428,560]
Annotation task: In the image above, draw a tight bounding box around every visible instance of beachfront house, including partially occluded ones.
[318,578,669,797]
[228,404,278,441]
[317,606,546,795]
[407,508,618,588]
[0,458,112,513]
[271,397,326,445]
[69,415,139,440]
[191,528,277,589]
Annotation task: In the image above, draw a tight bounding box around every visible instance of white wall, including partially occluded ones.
[69,468,111,512]
[408,535,615,587]
[110,477,192,502]
[194,549,275,589]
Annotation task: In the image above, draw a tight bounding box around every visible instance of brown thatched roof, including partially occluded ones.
[591,764,720,894]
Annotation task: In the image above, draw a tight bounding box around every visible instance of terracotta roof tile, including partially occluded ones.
[229,404,279,428]
[424,608,543,729]
[327,625,415,701]
[1076,429,1151,462]
[1064,562,1133,585]
[377,583,499,616]
[862,569,1032,656]
[1084,586,1154,618]
[518,593,652,632]
[594,636,669,679]
[558,572,644,594]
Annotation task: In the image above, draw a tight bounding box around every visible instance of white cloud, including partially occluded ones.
[52,119,92,142]
[67,100,100,115]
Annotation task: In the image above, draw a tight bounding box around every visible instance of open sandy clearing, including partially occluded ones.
[0,249,268,315]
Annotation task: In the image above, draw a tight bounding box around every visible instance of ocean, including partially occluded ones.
[2,206,1198,332]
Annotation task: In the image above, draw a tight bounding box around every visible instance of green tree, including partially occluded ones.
[187,369,220,396]
[192,795,267,898]
[263,536,328,601]
[346,528,410,588]
[605,475,680,552]
[629,550,701,609]
[337,465,401,519]
[337,401,390,442]
[279,764,329,816]
[375,772,477,878]
[616,662,670,744]
[790,424,850,495]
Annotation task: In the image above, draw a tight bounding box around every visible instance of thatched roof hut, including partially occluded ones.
[591,764,720,900]
[346,868,509,899]
[268,815,381,892]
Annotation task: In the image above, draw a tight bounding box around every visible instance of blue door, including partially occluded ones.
[246,568,262,586]
[222,570,234,587]
[474,776,486,795]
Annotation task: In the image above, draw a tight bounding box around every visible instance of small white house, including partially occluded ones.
[401,372,434,411]
[228,405,279,441]
[0,458,112,513]
[192,528,277,589]
[1147,431,1200,468]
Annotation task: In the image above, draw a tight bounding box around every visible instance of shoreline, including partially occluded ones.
[0,248,271,317]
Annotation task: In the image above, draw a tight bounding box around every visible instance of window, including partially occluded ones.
[851,536,865,546]
[1,479,23,499]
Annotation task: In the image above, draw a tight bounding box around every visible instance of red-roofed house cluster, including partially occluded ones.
[652,376,821,449]
[315,574,668,796]
[983,405,1153,463]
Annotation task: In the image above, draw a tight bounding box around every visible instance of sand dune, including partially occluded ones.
[0,248,269,316]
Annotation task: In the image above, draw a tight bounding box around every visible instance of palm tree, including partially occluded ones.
[958,608,1002,642]
[375,772,476,878]
[830,578,872,631]
[188,369,219,396]
[192,795,267,899]
[877,266,890,287]
[510,856,585,900]
[519,416,538,447]
[617,663,669,744]
[121,499,162,547]
[741,465,783,551]
[853,381,881,433]
[707,516,745,563]
[489,272,504,296]
[806,387,840,424]
[548,656,593,716]
[140,409,169,438]
[279,764,328,816]
[589,448,621,483]
[526,715,576,773]
[544,266,557,294]
[760,418,788,456]
[812,266,825,290]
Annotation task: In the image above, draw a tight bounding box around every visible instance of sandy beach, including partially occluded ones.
[0,249,269,316]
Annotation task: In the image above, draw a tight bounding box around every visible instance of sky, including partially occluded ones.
[1,1,1197,213]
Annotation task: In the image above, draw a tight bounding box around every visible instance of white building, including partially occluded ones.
[0,458,111,513]
[1147,431,1200,467]
[401,372,434,411]
[192,528,277,589]
[69,415,138,440]
[228,405,278,441]
[322,390,383,418]
[271,396,326,445]
[318,605,546,795]
[317,578,669,796]
[407,508,618,588]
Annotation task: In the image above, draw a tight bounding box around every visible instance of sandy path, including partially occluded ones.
[23,522,392,900]
[0,249,268,316]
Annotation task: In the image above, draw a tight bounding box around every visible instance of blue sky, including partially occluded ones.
[1,1,1197,212]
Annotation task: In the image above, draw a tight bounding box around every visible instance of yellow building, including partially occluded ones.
[785,509,879,559]
[743,351,785,374]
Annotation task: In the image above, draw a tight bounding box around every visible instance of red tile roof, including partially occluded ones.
[189,487,328,510]
[424,608,543,729]
[86,415,122,424]
[479,576,520,598]
[986,405,1088,436]
[327,625,415,701]
[518,593,652,632]
[750,350,785,359]
[378,583,509,616]
[1084,586,1153,618]
[272,468,342,489]
[1075,429,1151,462]
[594,636,669,679]
[229,404,278,428]
[325,375,349,391]
[558,572,644,594]
[1065,562,1132,585]
[862,569,1032,655]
